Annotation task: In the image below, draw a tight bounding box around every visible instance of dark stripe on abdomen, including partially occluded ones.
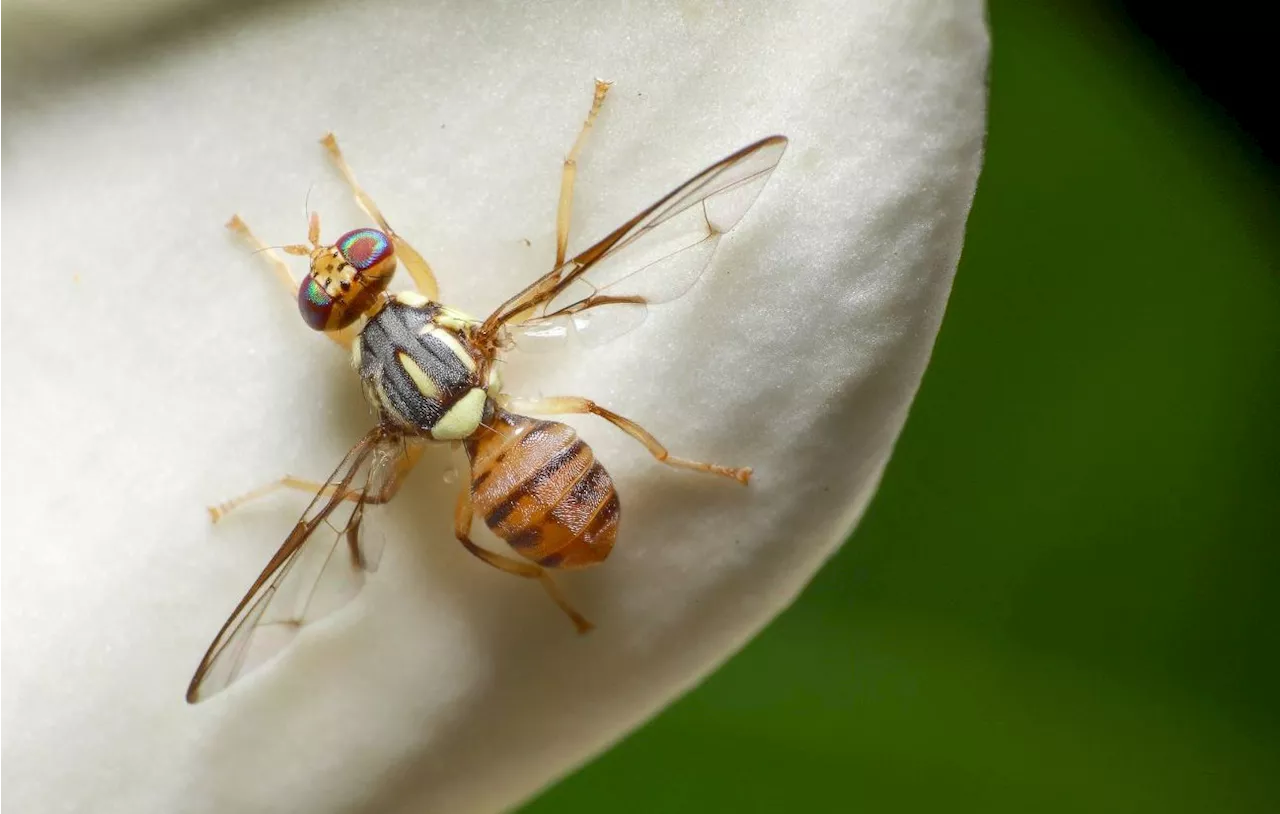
[466,411,618,569]
[484,439,587,528]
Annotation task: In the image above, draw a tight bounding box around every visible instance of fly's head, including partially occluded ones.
[283,213,398,331]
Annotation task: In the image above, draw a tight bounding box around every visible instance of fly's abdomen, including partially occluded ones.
[466,408,618,569]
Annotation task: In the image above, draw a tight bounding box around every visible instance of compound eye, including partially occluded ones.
[336,228,393,271]
[297,229,397,332]
[297,275,335,331]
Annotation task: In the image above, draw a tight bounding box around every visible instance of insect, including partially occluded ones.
[186,80,788,703]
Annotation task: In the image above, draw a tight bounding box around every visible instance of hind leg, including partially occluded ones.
[501,395,751,485]
[452,484,593,633]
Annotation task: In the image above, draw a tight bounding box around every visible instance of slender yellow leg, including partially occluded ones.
[501,395,752,485]
[555,79,613,268]
[225,215,357,350]
[209,475,330,523]
[453,484,593,633]
[209,443,426,522]
[320,133,440,301]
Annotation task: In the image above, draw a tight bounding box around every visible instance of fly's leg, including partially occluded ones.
[453,484,594,633]
[208,443,426,522]
[555,79,613,267]
[226,215,296,294]
[320,133,440,301]
[501,395,751,485]
[208,475,331,523]
[225,215,357,350]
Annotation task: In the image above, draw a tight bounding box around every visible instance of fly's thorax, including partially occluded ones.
[353,293,494,440]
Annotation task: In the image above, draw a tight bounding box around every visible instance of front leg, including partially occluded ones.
[320,134,440,301]
[500,395,752,485]
[225,215,357,350]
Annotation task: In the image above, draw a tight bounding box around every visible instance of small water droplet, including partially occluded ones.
[442,468,458,485]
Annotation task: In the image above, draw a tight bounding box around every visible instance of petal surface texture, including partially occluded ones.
[1,1,988,812]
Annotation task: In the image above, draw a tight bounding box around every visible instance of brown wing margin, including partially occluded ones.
[477,135,788,341]
[185,427,397,703]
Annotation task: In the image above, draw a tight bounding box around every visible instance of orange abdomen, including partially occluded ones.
[465,407,618,569]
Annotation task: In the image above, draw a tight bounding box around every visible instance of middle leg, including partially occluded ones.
[555,79,613,268]
[208,441,426,522]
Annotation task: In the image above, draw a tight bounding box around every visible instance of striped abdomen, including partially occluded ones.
[465,408,618,569]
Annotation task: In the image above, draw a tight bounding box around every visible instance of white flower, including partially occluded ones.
[1,1,988,811]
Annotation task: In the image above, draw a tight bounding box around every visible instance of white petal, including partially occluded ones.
[0,1,987,812]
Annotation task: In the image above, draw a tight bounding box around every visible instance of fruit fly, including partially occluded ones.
[186,81,787,703]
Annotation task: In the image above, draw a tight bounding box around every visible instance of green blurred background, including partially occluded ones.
[525,3,1280,812]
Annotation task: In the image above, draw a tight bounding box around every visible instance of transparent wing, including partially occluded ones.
[185,428,405,703]
[483,135,788,349]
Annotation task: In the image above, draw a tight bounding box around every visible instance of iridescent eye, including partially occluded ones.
[297,275,333,330]
[336,228,393,270]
